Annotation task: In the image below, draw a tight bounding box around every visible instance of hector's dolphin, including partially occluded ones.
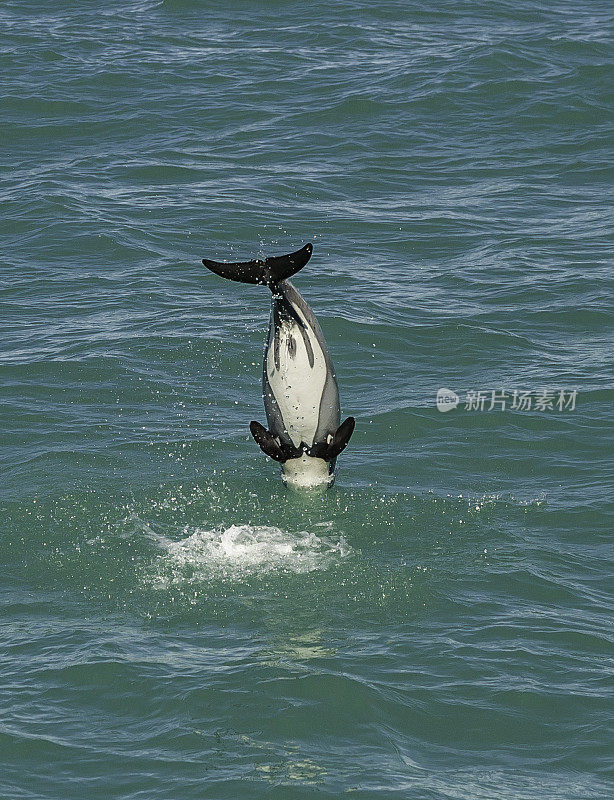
[202,243,355,488]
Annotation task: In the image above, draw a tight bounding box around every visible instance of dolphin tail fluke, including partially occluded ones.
[202,243,313,288]
[326,417,355,459]
[249,421,288,463]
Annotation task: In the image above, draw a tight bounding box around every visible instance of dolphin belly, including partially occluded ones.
[265,314,328,448]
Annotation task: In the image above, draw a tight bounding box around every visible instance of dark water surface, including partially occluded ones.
[1,1,613,798]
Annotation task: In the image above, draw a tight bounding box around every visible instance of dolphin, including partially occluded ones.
[202,243,355,488]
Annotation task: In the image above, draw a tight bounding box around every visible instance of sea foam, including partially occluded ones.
[148,523,351,585]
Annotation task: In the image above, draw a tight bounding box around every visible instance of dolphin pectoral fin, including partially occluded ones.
[326,417,355,460]
[202,243,312,288]
[249,421,288,463]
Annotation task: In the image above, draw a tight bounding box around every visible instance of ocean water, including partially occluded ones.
[1,0,613,797]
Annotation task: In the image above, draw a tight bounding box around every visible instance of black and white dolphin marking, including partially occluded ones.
[202,243,354,488]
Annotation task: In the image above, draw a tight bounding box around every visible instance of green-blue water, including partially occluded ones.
[1,1,612,797]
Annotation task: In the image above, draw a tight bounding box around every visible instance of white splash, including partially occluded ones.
[148,523,351,586]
